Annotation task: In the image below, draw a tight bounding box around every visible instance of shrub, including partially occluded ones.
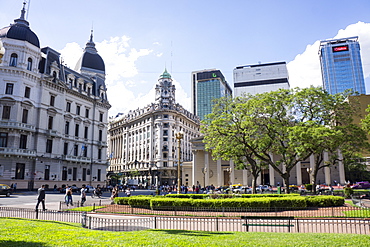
[269,197,306,208]
[128,196,153,208]
[305,196,344,207]
[114,197,130,205]
[305,184,313,191]
[344,187,354,199]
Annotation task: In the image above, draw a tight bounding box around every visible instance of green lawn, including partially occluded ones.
[1,218,370,247]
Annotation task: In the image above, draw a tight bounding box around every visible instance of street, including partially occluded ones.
[0,189,156,210]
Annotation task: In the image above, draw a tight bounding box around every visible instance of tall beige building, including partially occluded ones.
[108,70,200,187]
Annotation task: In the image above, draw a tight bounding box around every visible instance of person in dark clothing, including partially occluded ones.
[35,185,46,211]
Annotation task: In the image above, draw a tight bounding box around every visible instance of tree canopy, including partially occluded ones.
[202,87,367,193]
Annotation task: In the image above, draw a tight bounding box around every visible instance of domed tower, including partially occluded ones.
[75,30,105,79]
[0,2,40,71]
[155,68,176,107]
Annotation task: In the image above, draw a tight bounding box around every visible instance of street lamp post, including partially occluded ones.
[175,132,183,194]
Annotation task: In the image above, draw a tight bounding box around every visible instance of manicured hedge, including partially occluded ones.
[114,195,344,209]
[165,194,209,199]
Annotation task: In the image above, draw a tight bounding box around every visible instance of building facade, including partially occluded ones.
[319,36,366,95]
[108,70,200,187]
[0,5,110,190]
[190,137,345,188]
[233,62,290,97]
[191,69,232,120]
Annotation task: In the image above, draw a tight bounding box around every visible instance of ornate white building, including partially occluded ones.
[0,4,110,190]
[108,70,200,187]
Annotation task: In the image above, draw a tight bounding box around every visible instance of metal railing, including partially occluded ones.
[1,207,369,234]
[94,204,370,218]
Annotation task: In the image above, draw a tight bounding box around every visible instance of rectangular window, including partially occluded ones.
[46,139,53,153]
[62,167,67,181]
[99,130,102,141]
[74,144,78,156]
[22,109,28,124]
[24,87,31,98]
[76,105,80,115]
[97,169,101,181]
[82,168,87,181]
[163,130,168,136]
[82,146,87,157]
[63,142,68,155]
[2,105,11,119]
[65,121,70,135]
[84,126,88,139]
[44,165,50,180]
[85,109,89,118]
[0,132,8,147]
[98,149,102,160]
[73,167,77,181]
[99,113,103,122]
[19,134,27,149]
[48,116,53,130]
[5,83,13,95]
[15,163,25,179]
[66,102,71,112]
[50,95,55,106]
[75,124,79,137]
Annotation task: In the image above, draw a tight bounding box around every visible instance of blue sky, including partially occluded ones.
[2,0,370,117]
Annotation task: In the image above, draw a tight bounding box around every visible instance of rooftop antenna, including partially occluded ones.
[26,0,30,20]
[170,40,173,74]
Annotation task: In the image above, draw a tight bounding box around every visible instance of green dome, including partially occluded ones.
[160,68,171,79]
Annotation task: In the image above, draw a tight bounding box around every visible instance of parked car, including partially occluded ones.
[256,185,272,192]
[85,185,95,193]
[232,186,252,194]
[351,181,370,189]
[59,185,80,193]
[0,184,13,197]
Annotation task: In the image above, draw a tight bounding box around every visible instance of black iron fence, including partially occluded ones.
[93,204,370,218]
[1,207,369,234]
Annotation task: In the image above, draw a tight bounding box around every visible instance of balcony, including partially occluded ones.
[47,129,58,137]
[0,120,35,132]
[62,155,91,163]
[0,147,36,157]
[96,141,108,147]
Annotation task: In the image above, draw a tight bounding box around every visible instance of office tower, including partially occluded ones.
[108,69,200,187]
[191,69,232,120]
[233,62,290,97]
[0,4,110,189]
[319,36,365,94]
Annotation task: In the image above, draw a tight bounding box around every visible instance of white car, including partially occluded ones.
[232,186,252,194]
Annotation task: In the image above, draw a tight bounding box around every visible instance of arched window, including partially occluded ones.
[27,58,32,71]
[9,53,18,67]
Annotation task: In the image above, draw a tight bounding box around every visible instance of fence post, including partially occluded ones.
[59,201,62,211]
[93,203,96,212]
[154,216,157,229]
[88,216,91,229]
[35,209,38,219]
[216,217,219,231]
[81,212,87,228]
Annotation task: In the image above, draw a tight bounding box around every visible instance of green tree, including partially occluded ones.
[202,96,266,193]
[203,87,365,193]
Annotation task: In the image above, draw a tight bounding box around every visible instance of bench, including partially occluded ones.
[241,216,295,232]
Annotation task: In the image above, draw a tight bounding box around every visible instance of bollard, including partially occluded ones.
[93,203,96,212]
[35,209,39,219]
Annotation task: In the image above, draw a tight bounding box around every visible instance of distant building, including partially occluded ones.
[233,62,290,97]
[108,70,200,187]
[191,69,232,120]
[319,36,365,95]
[0,4,110,189]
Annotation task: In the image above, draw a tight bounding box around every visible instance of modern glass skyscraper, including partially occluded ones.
[319,36,365,95]
[191,69,232,120]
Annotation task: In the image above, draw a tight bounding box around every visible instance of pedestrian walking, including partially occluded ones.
[65,186,73,206]
[125,187,131,197]
[80,185,87,207]
[35,184,46,211]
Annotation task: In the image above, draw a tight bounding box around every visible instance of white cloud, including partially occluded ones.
[287,21,370,91]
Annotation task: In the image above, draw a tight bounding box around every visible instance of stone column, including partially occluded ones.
[217,159,222,187]
[309,154,315,184]
[243,169,249,186]
[204,151,209,187]
[337,150,346,185]
[324,152,331,185]
[230,160,235,185]
[269,153,275,186]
